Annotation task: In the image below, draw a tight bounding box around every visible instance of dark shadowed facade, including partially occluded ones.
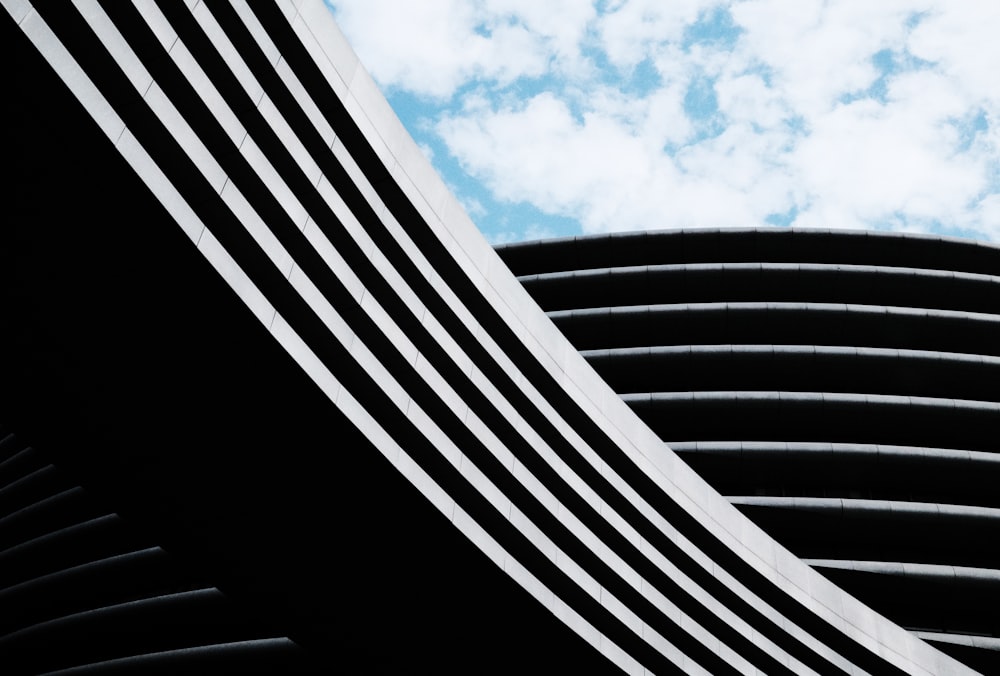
[1,2,989,674]
[498,229,1000,674]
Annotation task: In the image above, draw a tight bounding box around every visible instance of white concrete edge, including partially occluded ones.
[10,0,976,672]
[7,6,655,674]
[291,2,979,675]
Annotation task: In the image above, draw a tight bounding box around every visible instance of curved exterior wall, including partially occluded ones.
[1,2,980,674]
[498,229,1000,674]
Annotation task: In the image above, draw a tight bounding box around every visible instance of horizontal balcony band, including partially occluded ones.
[0,432,23,456]
[624,391,1000,452]
[915,632,1000,651]
[520,261,1000,286]
[583,345,1000,402]
[668,441,1000,510]
[0,516,158,593]
[623,390,1000,412]
[583,343,1000,363]
[550,301,1000,355]
[0,487,105,553]
[518,262,1000,314]
[0,587,223,644]
[0,546,165,597]
[191,14,964,672]
[58,15,702,663]
[13,14,844,672]
[729,496,1000,522]
[551,300,1000,322]
[805,559,1000,583]
[11,8,980,668]
[0,443,38,488]
[0,465,63,518]
[668,441,1000,464]
[17,18,664,672]
[0,547,177,637]
[9,9,736,672]
[915,633,1000,676]
[810,563,1000,656]
[38,638,309,676]
[497,228,1000,277]
[0,587,302,675]
[731,497,1000,570]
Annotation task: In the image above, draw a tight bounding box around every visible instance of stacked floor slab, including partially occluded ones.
[499,228,1000,673]
[2,1,987,673]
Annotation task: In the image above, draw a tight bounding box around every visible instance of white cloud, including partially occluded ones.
[328,0,594,99]
[714,73,788,128]
[729,1,918,116]
[597,0,730,68]
[330,0,1000,242]
[909,3,1000,104]
[438,93,795,232]
[483,0,596,70]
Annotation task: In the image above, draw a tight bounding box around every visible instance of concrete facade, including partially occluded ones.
[2,2,982,674]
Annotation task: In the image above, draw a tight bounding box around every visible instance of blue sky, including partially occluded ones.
[328,1,1000,244]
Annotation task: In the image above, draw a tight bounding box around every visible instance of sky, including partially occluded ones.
[326,0,1000,245]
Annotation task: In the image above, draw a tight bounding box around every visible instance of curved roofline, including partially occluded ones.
[287,8,982,674]
[496,226,1000,253]
[8,2,978,673]
[305,11,978,676]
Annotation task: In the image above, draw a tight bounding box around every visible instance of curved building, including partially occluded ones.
[1,2,983,674]
[498,229,1000,673]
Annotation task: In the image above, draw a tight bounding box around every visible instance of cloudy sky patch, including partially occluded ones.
[328,0,1000,244]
